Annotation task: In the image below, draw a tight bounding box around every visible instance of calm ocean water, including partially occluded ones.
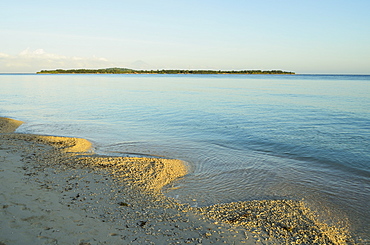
[1,74,369,240]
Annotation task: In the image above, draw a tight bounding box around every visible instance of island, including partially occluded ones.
[37,67,295,75]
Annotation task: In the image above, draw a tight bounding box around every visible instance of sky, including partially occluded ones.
[1,0,369,74]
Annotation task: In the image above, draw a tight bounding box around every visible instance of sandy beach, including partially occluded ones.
[0,117,357,244]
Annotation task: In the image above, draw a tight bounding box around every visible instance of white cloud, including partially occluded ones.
[0,52,10,58]
[0,49,114,72]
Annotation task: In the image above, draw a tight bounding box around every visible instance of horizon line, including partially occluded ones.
[1,72,370,76]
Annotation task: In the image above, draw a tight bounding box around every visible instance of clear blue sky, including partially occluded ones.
[1,0,369,74]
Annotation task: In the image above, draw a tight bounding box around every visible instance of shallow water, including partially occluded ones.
[1,74,369,240]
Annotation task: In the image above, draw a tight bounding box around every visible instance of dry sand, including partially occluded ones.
[0,117,358,244]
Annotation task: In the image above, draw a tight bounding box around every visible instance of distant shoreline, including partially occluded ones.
[37,67,295,75]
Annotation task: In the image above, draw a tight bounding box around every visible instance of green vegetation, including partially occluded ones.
[37,67,133,74]
[37,68,295,75]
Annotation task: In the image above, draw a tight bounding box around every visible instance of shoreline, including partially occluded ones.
[0,117,358,244]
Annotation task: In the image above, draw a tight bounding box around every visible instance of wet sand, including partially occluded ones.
[0,117,357,244]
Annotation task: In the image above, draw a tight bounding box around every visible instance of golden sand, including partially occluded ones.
[77,156,187,192]
[0,117,23,133]
[10,134,93,153]
[197,199,353,244]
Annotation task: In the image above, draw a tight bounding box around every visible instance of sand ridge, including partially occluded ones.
[76,156,188,193]
[0,133,92,153]
[0,117,360,244]
[0,117,23,133]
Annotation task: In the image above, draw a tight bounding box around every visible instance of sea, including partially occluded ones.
[1,74,369,241]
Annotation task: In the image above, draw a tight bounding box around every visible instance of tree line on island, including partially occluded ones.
[37,67,295,75]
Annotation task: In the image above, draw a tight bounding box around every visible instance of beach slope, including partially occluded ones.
[0,117,355,244]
